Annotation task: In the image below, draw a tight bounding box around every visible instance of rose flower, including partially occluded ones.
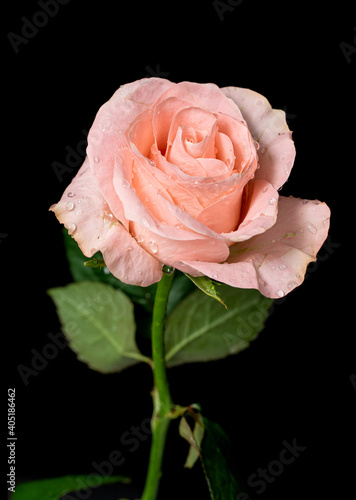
[50,78,330,298]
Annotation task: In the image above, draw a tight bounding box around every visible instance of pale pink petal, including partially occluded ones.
[156,82,245,121]
[182,196,331,298]
[221,86,295,189]
[130,222,230,267]
[167,126,207,176]
[152,96,192,154]
[256,132,296,190]
[49,161,162,286]
[87,78,175,207]
[221,86,289,145]
[222,179,279,242]
[215,113,258,173]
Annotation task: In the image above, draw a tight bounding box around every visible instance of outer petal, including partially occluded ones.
[182,196,331,298]
[221,86,296,190]
[50,161,162,286]
[86,78,175,213]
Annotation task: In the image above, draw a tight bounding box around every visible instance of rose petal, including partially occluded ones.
[222,179,279,242]
[156,81,245,122]
[221,86,295,189]
[182,196,331,298]
[50,160,162,286]
[130,221,229,267]
[87,78,175,209]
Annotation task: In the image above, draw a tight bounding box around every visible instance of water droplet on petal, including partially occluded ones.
[302,199,309,205]
[67,192,75,197]
[93,156,99,163]
[148,240,158,254]
[278,264,287,270]
[305,222,318,234]
[260,147,267,154]
[67,223,77,235]
[287,281,298,289]
[66,201,75,211]
[212,274,218,279]
[276,289,285,297]
[122,179,130,189]
[262,186,268,193]
[75,208,82,216]
[103,266,110,275]
[268,197,277,205]
[141,218,150,228]
[148,159,156,166]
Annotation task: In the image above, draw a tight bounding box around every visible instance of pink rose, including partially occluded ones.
[50,78,330,298]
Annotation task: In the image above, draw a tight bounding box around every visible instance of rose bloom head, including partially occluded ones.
[50,78,330,298]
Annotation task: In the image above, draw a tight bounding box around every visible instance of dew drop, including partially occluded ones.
[148,240,158,254]
[276,289,285,298]
[75,208,83,216]
[93,156,99,163]
[122,179,130,189]
[254,141,260,151]
[148,159,156,166]
[66,201,75,211]
[141,218,150,228]
[287,281,298,289]
[268,197,277,205]
[305,222,318,234]
[270,265,276,270]
[262,186,268,193]
[278,264,287,270]
[67,192,75,197]
[212,274,218,280]
[67,223,76,235]
[260,147,267,154]
[302,199,309,205]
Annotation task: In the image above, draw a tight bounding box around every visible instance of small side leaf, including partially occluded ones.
[185,274,227,309]
[48,281,149,372]
[179,414,205,469]
[12,475,131,500]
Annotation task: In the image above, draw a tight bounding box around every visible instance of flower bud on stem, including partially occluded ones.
[141,270,175,500]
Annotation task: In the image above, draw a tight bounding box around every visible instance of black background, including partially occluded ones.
[3,1,355,499]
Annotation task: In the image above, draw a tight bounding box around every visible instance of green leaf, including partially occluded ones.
[62,228,157,311]
[12,474,131,500]
[165,285,272,367]
[185,274,227,308]
[48,281,150,372]
[200,418,244,500]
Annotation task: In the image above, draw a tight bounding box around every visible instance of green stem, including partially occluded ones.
[141,269,175,500]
